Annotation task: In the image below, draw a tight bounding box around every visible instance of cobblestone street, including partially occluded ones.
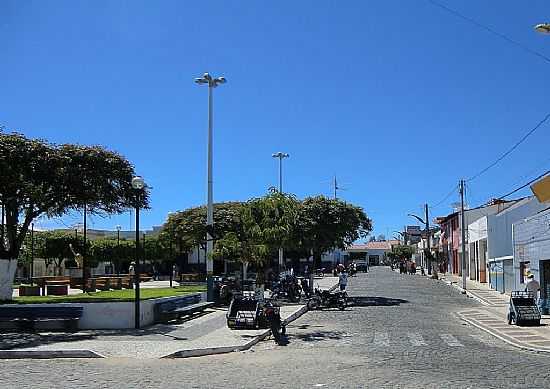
[3,267,550,388]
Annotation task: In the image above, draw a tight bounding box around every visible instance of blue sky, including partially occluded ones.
[2,1,550,238]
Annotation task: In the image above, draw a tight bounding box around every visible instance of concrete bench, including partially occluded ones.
[157,302,214,323]
[0,306,83,331]
[153,294,205,323]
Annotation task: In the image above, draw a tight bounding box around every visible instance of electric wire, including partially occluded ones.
[467,112,550,182]
[429,184,458,210]
[427,0,550,65]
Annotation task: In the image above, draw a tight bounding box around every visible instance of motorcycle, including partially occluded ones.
[260,299,286,344]
[270,274,302,303]
[307,286,347,311]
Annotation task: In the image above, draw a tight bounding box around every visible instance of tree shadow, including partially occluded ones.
[348,296,408,307]
[290,330,345,342]
[0,332,96,350]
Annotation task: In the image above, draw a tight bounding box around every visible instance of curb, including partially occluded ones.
[433,276,491,307]
[0,349,103,359]
[163,304,310,359]
[455,312,550,354]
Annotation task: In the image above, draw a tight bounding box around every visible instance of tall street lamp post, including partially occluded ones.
[272,152,290,271]
[195,72,226,302]
[132,176,145,329]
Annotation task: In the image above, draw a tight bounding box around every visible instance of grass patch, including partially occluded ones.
[5,286,206,304]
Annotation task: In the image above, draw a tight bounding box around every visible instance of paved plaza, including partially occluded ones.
[3,268,550,388]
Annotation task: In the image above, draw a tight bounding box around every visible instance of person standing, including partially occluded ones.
[525,273,541,304]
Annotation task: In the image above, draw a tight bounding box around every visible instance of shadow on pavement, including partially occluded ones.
[0,332,95,350]
[348,296,408,307]
[290,330,344,342]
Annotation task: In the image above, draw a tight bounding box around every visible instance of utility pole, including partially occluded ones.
[459,179,467,292]
[425,203,431,275]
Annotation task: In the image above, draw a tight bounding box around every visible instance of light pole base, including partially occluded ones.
[206,275,214,302]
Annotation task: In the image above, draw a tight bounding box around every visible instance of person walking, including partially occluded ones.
[338,264,348,291]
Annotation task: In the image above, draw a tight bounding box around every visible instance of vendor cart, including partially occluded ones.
[507,291,541,326]
[227,292,260,329]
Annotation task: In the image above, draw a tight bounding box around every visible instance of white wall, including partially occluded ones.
[3,293,204,329]
[488,197,548,261]
[513,207,550,290]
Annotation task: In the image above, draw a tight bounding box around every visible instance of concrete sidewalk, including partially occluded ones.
[1,276,338,359]
[434,272,550,352]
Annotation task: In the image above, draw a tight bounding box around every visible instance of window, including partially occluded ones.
[519,261,530,284]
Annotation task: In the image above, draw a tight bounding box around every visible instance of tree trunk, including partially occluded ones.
[0,259,18,300]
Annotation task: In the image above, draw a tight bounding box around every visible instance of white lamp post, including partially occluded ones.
[195,72,226,301]
[272,152,290,271]
[131,175,145,329]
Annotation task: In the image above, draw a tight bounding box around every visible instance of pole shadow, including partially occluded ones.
[347,296,408,307]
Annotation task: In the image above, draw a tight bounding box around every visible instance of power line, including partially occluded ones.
[429,184,458,210]
[467,112,550,182]
[427,0,550,65]
[491,169,550,203]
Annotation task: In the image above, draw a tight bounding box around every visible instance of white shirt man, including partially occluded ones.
[525,274,540,303]
[339,271,348,291]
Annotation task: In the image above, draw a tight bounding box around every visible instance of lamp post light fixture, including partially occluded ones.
[272,152,290,271]
[535,23,550,34]
[272,152,290,193]
[195,72,226,302]
[131,175,145,329]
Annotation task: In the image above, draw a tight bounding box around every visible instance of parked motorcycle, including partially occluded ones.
[270,274,302,303]
[259,299,286,344]
[307,286,347,311]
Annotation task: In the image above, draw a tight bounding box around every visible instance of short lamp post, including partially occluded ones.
[132,176,145,330]
[116,225,121,275]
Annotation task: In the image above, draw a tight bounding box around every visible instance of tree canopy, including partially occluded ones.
[0,131,149,261]
[298,196,372,266]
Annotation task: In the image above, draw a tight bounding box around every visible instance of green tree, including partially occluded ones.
[213,189,300,285]
[35,231,88,276]
[0,131,148,300]
[388,245,416,264]
[298,196,372,269]
[160,202,245,271]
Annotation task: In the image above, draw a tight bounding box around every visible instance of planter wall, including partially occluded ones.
[0,292,204,329]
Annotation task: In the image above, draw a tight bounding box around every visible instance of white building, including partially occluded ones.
[513,206,550,305]
[468,197,547,293]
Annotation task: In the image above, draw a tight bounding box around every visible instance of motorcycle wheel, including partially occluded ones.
[289,287,301,303]
[271,322,282,344]
[307,297,321,310]
[338,299,346,311]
